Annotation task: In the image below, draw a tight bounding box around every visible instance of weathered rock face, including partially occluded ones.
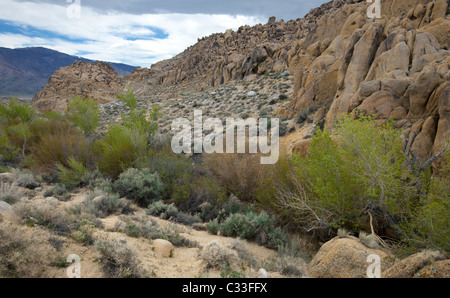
[383,250,447,278]
[308,236,449,278]
[32,61,125,112]
[307,236,394,278]
[286,0,449,169]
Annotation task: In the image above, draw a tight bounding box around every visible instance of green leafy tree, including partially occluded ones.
[67,96,100,136]
[97,87,159,178]
[398,152,450,253]
[96,125,139,179]
[0,98,36,124]
[8,122,32,157]
[118,87,159,140]
[277,115,416,233]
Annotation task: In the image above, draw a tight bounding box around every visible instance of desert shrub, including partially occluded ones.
[12,197,72,234]
[296,105,324,125]
[259,108,269,117]
[248,211,287,249]
[220,195,249,220]
[114,168,164,207]
[397,154,450,253]
[179,175,228,214]
[41,171,60,184]
[206,219,220,235]
[96,87,160,177]
[220,262,246,278]
[16,171,40,189]
[0,98,36,125]
[296,109,309,124]
[7,122,32,157]
[0,182,24,205]
[147,141,228,213]
[147,201,179,218]
[96,239,144,278]
[160,226,199,248]
[124,222,160,239]
[279,94,288,101]
[359,231,380,249]
[147,201,201,226]
[96,125,144,179]
[219,213,254,239]
[56,157,89,189]
[279,121,288,137]
[26,118,96,172]
[200,195,250,224]
[73,219,96,245]
[200,202,218,223]
[89,177,114,194]
[122,218,161,239]
[219,211,286,248]
[171,212,202,226]
[256,153,297,223]
[201,241,235,269]
[83,190,131,218]
[0,223,57,278]
[44,183,71,201]
[67,96,100,136]
[0,129,19,162]
[203,153,265,202]
[147,150,195,202]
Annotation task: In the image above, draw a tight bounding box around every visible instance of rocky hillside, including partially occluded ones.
[32,0,450,170]
[0,47,135,98]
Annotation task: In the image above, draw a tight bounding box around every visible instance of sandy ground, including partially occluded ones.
[5,187,288,278]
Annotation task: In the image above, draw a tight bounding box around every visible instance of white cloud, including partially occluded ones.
[0,0,263,66]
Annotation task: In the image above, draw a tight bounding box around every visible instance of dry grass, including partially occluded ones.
[203,153,265,202]
[12,197,72,233]
[0,222,58,277]
[26,119,96,172]
[95,238,146,278]
[0,182,24,205]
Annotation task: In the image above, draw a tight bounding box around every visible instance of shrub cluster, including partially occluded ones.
[114,168,164,207]
[218,211,287,249]
[95,239,144,278]
[147,201,201,226]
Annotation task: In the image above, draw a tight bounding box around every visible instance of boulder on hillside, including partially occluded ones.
[308,236,394,278]
[153,239,174,258]
[383,250,447,278]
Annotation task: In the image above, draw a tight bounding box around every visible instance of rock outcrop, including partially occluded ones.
[307,236,394,278]
[308,236,450,278]
[383,250,448,278]
[32,61,125,112]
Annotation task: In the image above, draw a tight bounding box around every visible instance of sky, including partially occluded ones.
[0,0,328,67]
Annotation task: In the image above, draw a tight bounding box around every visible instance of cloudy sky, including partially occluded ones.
[0,0,328,67]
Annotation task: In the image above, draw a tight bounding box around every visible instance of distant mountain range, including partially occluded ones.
[0,47,136,98]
